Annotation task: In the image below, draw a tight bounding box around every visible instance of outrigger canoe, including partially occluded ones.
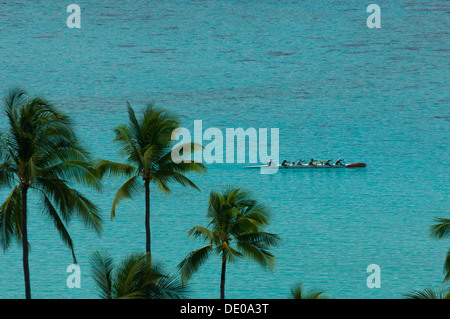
[244,162,366,169]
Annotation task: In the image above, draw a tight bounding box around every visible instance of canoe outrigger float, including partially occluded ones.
[245,159,366,169]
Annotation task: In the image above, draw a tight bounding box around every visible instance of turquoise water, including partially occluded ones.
[0,1,449,299]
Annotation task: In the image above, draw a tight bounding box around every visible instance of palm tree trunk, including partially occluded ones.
[144,179,151,257]
[220,253,226,299]
[21,185,31,299]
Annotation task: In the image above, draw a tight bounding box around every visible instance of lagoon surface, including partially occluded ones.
[0,1,449,298]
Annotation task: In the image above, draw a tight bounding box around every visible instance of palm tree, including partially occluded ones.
[178,187,282,299]
[90,250,186,299]
[430,217,450,282]
[404,284,450,299]
[0,88,102,299]
[97,102,206,257]
[290,282,327,299]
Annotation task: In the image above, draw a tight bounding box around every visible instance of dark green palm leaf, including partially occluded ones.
[444,249,450,282]
[0,186,21,250]
[430,218,450,240]
[429,217,450,282]
[111,175,142,219]
[404,284,450,299]
[178,244,214,283]
[90,250,115,299]
[290,283,327,299]
[40,195,76,263]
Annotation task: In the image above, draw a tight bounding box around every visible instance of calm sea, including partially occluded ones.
[0,0,449,299]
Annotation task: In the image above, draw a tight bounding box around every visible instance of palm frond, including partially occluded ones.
[3,88,27,126]
[220,241,243,263]
[444,249,450,283]
[90,250,115,299]
[126,101,145,149]
[41,195,77,263]
[236,231,282,248]
[146,274,187,299]
[290,283,327,299]
[39,160,101,191]
[0,186,21,250]
[34,179,102,234]
[187,225,216,243]
[111,175,142,219]
[96,159,138,179]
[404,284,450,299]
[113,252,149,299]
[113,124,143,166]
[152,170,200,193]
[69,190,103,234]
[430,218,450,240]
[0,162,16,189]
[235,240,276,270]
[178,244,213,283]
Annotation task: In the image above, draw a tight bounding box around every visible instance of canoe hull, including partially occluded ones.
[345,163,366,168]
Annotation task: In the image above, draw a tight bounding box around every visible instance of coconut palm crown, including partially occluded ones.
[178,187,281,299]
[90,250,186,299]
